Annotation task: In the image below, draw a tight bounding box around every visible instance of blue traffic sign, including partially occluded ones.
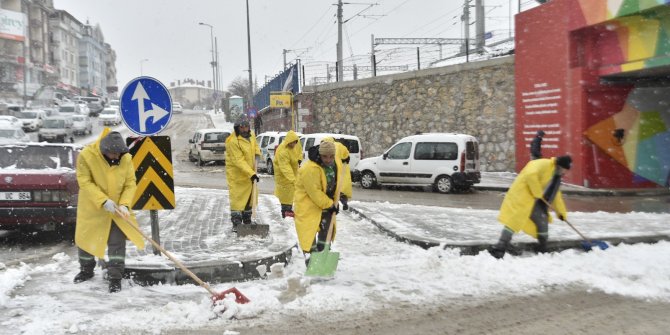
[247,107,257,118]
[120,77,172,136]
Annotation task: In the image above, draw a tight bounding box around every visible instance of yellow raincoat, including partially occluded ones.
[75,129,145,258]
[273,131,302,205]
[225,131,261,210]
[323,137,353,199]
[294,158,339,252]
[497,157,568,238]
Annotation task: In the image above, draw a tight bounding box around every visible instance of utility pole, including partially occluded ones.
[417,47,421,70]
[246,0,254,112]
[475,0,485,53]
[336,0,343,82]
[215,37,220,107]
[283,49,288,69]
[370,34,375,77]
[463,0,470,62]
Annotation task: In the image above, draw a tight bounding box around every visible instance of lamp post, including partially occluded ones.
[198,22,218,111]
[140,58,149,76]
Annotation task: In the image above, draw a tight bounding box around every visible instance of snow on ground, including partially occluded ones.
[1,206,669,334]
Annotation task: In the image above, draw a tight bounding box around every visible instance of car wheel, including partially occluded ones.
[188,150,196,162]
[360,171,377,189]
[197,155,204,166]
[267,160,274,175]
[37,136,43,142]
[434,175,453,194]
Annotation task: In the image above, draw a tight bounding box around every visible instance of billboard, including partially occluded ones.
[253,62,301,112]
[0,9,26,41]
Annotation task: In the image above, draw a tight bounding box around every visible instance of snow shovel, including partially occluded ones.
[540,199,609,251]
[305,162,345,278]
[114,208,250,305]
[237,163,269,238]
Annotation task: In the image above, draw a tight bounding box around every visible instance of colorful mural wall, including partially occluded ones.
[516,0,670,188]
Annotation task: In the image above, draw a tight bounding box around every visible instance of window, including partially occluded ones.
[336,138,359,153]
[414,142,458,160]
[304,138,315,151]
[261,136,270,148]
[466,141,477,160]
[387,142,411,160]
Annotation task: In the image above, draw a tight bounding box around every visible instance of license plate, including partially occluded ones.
[0,192,31,201]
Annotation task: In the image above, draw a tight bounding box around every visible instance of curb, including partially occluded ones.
[474,185,670,197]
[125,247,293,285]
[349,206,670,254]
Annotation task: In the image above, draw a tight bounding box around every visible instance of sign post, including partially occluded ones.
[120,77,174,255]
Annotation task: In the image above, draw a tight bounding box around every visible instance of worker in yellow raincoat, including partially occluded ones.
[294,141,340,265]
[322,137,353,210]
[225,119,261,232]
[488,155,572,259]
[273,130,302,218]
[74,129,145,293]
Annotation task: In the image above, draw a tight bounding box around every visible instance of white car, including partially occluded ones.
[71,115,93,135]
[0,115,22,129]
[256,131,303,174]
[98,108,122,126]
[0,125,30,143]
[354,133,481,193]
[18,110,46,132]
[172,102,183,113]
[299,133,362,170]
[188,128,230,166]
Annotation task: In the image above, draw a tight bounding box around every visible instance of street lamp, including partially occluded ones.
[198,22,218,111]
[245,0,254,113]
[140,59,149,76]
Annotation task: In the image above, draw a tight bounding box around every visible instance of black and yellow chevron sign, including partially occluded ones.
[128,136,175,210]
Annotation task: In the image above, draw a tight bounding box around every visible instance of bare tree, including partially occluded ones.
[227,76,251,98]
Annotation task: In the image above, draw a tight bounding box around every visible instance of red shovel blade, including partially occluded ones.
[211,287,250,304]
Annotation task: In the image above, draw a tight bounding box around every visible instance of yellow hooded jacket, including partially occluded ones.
[75,128,145,258]
[273,131,302,205]
[322,137,352,199]
[225,131,261,211]
[497,157,568,238]
[294,156,338,252]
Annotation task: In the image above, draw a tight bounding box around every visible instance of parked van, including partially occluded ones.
[256,131,302,174]
[353,133,480,193]
[299,132,363,171]
[188,128,230,166]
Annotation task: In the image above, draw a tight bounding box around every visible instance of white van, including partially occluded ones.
[299,133,362,169]
[353,133,480,193]
[256,131,302,174]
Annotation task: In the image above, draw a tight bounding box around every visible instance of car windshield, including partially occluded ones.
[0,145,76,169]
[0,129,19,138]
[43,119,65,128]
[20,112,37,118]
[204,132,229,142]
[59,106,75,113]
[72,116,85,121]
[102,110,115,115]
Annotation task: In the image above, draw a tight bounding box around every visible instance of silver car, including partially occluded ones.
[71,115,93,135]
[38,116,75,143]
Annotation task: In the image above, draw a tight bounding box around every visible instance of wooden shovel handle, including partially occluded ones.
[539,199,592,243]
[114,208,217,297]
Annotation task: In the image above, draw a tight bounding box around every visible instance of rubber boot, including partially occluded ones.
[231,211,243,232]
[242,210,252,225]
[73,269,94,283]
[488,227,513,259]
[109,279,122,293]
[535,235,548,254]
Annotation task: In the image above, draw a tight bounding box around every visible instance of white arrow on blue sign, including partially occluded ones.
[120,77,172,136]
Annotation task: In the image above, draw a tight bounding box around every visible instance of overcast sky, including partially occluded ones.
[52,0,533,93]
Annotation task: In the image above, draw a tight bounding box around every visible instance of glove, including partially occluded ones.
[118,205,130,218]
[340,194,349,211]
[298,160,303,166]
[558,214,566,221]
[327,204,339,215]
[250,174,260,183]
[103,199,117,213]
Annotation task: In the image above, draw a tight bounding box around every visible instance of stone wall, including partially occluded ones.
[264,56,516,171]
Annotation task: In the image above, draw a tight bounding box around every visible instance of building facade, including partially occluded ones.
[78,23,106,97]
[48,9,81,95]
